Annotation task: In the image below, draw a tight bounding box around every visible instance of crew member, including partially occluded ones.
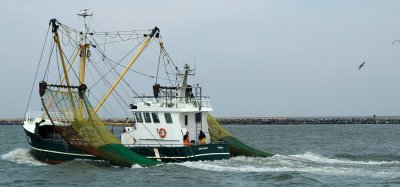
[198,130,206,144]
[183,132,190,146]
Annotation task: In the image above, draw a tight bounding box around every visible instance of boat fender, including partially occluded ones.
[158,128,167,138]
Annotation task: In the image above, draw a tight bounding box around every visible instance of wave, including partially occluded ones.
[1,148,46,166]
[175,152,400,178]
[3,148,399,178]
[334,153,400,162]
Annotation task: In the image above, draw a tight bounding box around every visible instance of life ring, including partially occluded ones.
[158,128,167,138]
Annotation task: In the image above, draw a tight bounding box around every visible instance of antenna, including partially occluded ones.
[77,8,93,17]
[193,55,196,75]
[76,9,93,46]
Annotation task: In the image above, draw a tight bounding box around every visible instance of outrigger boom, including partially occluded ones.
[94,27,160,112]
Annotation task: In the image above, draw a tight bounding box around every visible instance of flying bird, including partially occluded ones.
[358,61,365,70]
[393,40,400,45]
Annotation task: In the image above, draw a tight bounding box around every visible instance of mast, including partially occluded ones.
[94,27,160,112]
[177,64,193,97]
[77,8,92,85]
[77,9,92,116]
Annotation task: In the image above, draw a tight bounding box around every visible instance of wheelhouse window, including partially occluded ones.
[143,113,152,123]
[164,113,172,124]
[135,112,143,123]
[151,113,160,123]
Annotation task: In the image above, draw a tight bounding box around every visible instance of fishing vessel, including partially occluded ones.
[23,9,230,166]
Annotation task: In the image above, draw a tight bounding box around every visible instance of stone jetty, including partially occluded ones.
[0,119,23,125]
[2,116,400,125]
[0,118,132,126]
[215,116,400,125]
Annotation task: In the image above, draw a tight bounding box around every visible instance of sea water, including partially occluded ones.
[1,124,400,186]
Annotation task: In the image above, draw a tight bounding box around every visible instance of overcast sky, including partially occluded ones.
[1,0,400,118]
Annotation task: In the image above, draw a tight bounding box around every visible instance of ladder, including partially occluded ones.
[195,112,202,142]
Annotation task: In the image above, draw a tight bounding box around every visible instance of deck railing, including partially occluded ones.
[25,111,73,122]
[133,96,212,108]
[124,141,227,148]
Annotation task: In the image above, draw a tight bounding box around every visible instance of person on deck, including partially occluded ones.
[198,130,206,144]
[183,132,190,146]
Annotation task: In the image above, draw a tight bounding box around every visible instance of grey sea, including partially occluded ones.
[1,124,400,186]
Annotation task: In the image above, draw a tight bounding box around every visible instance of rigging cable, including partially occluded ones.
[87,58,131,116]
[88,36,144,100]
[88,35,170,104]
[24,25,51,116]
[43,41,56,81]
[88,33,144,46]
[59,23,80,47]
[88,35,135,110]
[88,35,144,89]
[58,46,80,83]
[96,33,165,80]
[161,48,180,87]
[153,36,179,86]
[155,46,162,84]
[88,33,172,146]
[51,26,82,85]
[162,51,174,86]
[61,26,72,46]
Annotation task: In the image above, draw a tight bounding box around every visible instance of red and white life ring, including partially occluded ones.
[158,128,167,138]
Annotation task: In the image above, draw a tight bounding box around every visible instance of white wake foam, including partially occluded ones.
[288,152,400,165]
[1,148,46,166]
[175,152,400,178]
[130,164,145,169]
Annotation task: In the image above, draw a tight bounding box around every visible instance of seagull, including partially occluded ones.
[393,40,400,45]
[358,61,365,70]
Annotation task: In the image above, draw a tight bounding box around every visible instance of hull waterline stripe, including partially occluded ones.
[28,144,229,160]
[28,144,96,157]
[148,152,230,159]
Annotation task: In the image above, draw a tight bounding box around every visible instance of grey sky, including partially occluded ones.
[1,0,400,118]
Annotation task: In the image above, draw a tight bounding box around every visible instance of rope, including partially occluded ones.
[24,25,51,117]
[92,34,144,46]
[58,40,80,84]
[61,27,72,46]
[161,48,179,86]
[88,58,131,116]
[155,47,162,84]
[88,35,144,90]
[43,41,55,81]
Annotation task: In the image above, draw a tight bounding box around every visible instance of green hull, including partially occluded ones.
[25,129,229,164]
